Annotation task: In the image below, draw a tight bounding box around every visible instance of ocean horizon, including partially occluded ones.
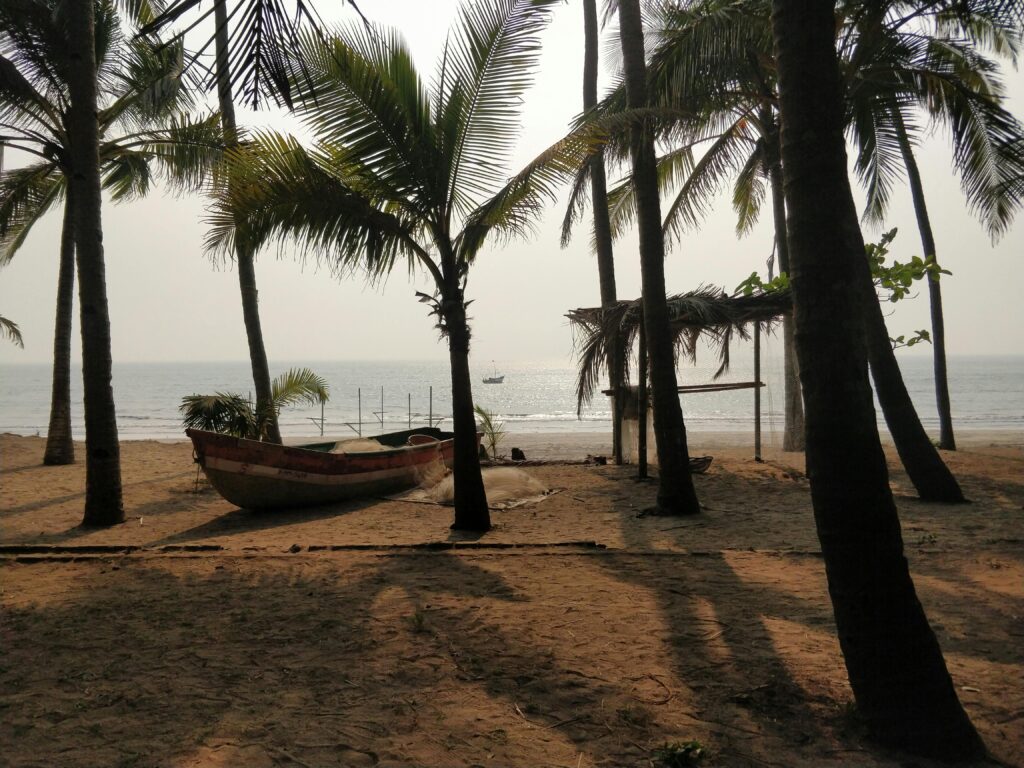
[1,351,1022,442]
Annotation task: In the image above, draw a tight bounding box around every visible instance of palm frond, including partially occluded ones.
[270,367,329,409]
[179,392,258,438]
[0,314,24,348]
[0,161,63,264]
[439,0,559,217]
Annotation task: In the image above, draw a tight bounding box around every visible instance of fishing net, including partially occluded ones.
[426,467,548,504]
[329,438,391,453]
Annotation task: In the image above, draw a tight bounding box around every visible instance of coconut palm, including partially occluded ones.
[582,0,625,464]
[3,0,137,523]
[580,0,969,500]
[842,1,1024,451]
[181,367,329,440]
[0,3,221,467]
[770,0,982,757]
[206,0,561,531]
[140,0,366,445]
[612,0,702,515]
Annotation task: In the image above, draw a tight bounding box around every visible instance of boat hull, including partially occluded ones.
[187,428,455,511]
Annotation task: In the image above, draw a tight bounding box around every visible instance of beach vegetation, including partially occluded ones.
[473,404,506,460]
[771,2,982,758]
[651,739,705,767]
[180,367,329,441]
[206,0,563,531]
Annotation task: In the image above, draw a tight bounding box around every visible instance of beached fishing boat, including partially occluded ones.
[187,427,456,511]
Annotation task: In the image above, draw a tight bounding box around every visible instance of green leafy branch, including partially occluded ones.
[866,228,950,303]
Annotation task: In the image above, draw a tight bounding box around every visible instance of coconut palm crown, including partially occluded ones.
[206,0,562,531]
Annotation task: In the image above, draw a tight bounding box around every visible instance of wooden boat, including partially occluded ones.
[482,361,504,384]
[187,427,456,511]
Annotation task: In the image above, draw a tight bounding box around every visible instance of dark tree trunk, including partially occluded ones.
[861,275,965,502]
[66,1,124,526]
[441,285,491,532]
[770,1,982,758]
[893,110,956,451]
[213,0,280,444]
[43,193,76,466]
[583,0,623,464]
[764,115,804,452]
[617,0,699,515]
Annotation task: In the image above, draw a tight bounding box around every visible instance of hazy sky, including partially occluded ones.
[1,1,1022,371]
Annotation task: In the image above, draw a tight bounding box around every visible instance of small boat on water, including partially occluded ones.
[187,427,456,511]
[482,361,504,384]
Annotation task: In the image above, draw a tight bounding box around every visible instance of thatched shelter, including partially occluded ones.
[567,286,792,463]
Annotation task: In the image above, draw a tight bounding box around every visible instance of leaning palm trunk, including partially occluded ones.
[213,0,281,444]
[861,274,964,502]
[583,0,623,464]
[893,112,956,451]
[43,193,76,466]
[764,117,804,451]
[617,0,699,515]
[67,1,124,526]
[770,0,981,758]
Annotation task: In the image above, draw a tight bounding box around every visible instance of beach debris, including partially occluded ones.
[511,447,526,461]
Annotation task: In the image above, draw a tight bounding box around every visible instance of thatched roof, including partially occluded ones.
[566,286,792,413]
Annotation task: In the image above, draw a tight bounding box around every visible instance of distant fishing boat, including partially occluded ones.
[187,427,456,511]
[482,362,504,384]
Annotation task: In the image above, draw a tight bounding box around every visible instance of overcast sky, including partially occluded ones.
[1,1,1022,370]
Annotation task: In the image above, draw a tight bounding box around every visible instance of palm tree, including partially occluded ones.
[843,1,1024,452]
[207,0,561,531]
[582,0,625,464]
[0,5,220,467]
[770,0,982,757]
[141,0,367,445]
[607,0,702,515]
[588,0,966,500]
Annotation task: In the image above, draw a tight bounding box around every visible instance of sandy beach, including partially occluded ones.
[2,429,1022,767]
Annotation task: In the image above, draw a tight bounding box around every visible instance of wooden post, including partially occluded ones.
[754,321,762,461]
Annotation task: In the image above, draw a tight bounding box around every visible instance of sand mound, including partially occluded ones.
[426,467,548,504]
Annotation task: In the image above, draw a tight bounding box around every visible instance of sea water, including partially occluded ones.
[0,351,1021,440]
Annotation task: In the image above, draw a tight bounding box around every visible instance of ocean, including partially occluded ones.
[1,350,1022,441]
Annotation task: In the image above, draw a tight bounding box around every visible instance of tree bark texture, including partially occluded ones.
[214,0,281,444]
[583,0,623,464]
[893,111,956,451]
[66,0,125,526]
[617,0,699,515]
[43,194,77,465]
[770,0,982,758]
[442,288,491,532]
[764,118,805,452]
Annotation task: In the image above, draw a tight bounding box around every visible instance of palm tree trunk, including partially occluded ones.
[583,0,623,464]
[442,285,491,532]
[617,0,699,515]
[892,110,956,451]
[861,275,964,502]
[213,0,280,444]
[764,116,804,451]
[66,1,124,526]
[43,193,76,466]
[770,0,981,758]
